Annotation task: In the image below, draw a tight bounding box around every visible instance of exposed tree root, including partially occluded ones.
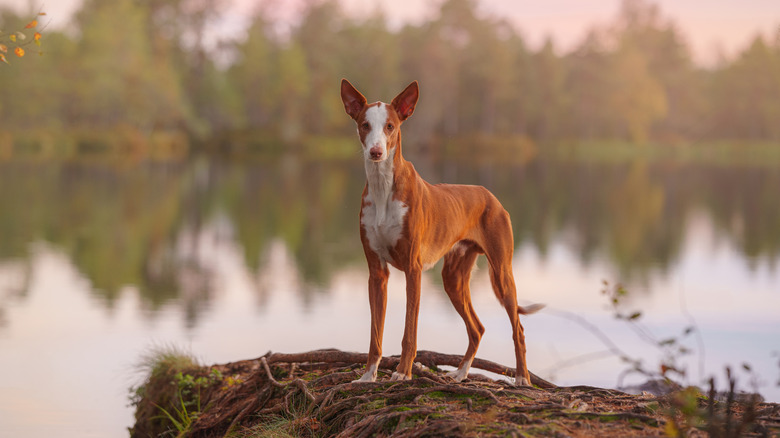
[130,348,779,438]
[265,348,556,388]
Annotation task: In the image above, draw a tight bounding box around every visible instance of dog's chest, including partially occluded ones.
[361,161,408,263]
[361,193,408,263]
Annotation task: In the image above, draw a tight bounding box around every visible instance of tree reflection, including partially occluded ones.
[0,154,778,324]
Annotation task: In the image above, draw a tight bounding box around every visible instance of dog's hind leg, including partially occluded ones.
[483,210,533,386]
[441,241,484,382]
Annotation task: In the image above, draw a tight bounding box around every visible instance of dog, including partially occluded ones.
[340,79,542,386]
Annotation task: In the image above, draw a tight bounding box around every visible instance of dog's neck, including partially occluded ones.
[365,146,395,205]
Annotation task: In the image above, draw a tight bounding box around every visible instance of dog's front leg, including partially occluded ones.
[391,267,422,380]
[355,261,389,382]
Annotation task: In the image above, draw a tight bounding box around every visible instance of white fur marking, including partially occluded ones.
[354,363,378,382]
[390,371,411,381]
[450,241,468,256]
[361,144,407,265]
[363,104,389,161]
[446,358,473,382]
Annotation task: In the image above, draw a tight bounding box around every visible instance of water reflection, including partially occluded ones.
[1,156,779,322]
[1,153,779,437]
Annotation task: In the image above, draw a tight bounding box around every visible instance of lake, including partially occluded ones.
[0,150,778,437]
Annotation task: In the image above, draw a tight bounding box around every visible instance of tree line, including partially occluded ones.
[1,0,779,151]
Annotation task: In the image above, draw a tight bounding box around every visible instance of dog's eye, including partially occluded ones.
[361,122,370,130]
[386,123,394,131]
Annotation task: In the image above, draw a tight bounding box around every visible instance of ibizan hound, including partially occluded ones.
[340,79,543,386]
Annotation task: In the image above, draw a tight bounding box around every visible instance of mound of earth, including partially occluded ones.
[130,349,779,437]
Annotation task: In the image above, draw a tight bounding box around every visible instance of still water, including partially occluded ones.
[0,154,779,437]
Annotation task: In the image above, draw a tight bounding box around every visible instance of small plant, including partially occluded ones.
[548,281,771,437]
[129,345,231,437]
[601,280,698,387]
[0,9,47,64]
[156,366,227,435]
[664,366,764,437]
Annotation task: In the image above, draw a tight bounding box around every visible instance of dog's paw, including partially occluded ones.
[352,364,378,383]
[352,373,377,383]
[515,377,532,387]
[389,371,411,381]
[445,367,469,382]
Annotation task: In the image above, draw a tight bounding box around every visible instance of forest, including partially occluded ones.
[1,0,779,157]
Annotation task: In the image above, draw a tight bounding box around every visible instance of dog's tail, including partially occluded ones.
[517,303,546,315]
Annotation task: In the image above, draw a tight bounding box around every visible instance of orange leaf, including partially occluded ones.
[15,47,24,57]
[25,20,38,28]
[0,54,7,64]
[9,34,16,43]
[39,12,47,16]
[0,44,6,53]
[34,32,41,41]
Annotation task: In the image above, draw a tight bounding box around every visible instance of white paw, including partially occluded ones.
[352,373,377,383]
[390,371,410,381]
[446,367,469,382]
[352,364,378,383]
[516,377,532,387]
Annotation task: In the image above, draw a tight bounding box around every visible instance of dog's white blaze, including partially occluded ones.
[363,104,388,160]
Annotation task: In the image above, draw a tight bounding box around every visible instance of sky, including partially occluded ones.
[2,0,779,65]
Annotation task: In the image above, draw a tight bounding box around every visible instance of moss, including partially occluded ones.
[504,393,534,401]
[521,424,566,437]
[397,413,430,431]
[360,399,387,412]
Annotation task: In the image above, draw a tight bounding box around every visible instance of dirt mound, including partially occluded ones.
[130,349,779,437]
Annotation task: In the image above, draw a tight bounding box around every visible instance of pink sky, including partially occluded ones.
[3,0,778,65]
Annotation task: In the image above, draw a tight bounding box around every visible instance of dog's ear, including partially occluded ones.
[341,79,367,121]
[391,81,419,122]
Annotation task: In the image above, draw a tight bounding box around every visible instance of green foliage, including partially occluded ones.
[130,345,231,437]
[662,367,764,437]
[592,283,767,437]
[2,0,780,146]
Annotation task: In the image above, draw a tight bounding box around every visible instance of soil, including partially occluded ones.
[130,349,780,437]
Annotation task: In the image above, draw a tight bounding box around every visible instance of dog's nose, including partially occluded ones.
[369,147,383,160]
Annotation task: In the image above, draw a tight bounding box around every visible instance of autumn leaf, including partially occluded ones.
[15,47,24,57]
[9,34,16,43]
[34,32,42,46]
[0,44,6,53]
[0,54,7,64]
[39,12,47,16]
[25,20,38,29]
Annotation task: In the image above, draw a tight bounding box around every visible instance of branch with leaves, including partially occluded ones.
[0,10,47,64]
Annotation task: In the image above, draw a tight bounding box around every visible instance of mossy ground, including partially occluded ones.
[130,349,780,437]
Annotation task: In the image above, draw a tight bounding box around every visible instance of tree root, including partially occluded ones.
[133,348,776,438]
[266,348,556,388]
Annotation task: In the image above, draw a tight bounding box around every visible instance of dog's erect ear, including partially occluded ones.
[391,81,419,122]
[341,79,367,121]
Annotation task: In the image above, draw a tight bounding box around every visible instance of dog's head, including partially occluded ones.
[340,79,418,163]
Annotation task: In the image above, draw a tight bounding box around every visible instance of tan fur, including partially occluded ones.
[341,79,541,385]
